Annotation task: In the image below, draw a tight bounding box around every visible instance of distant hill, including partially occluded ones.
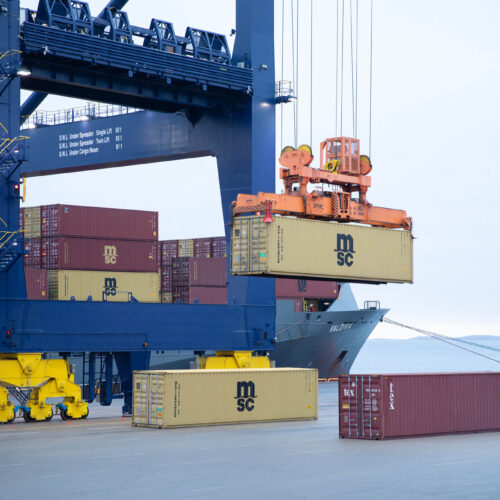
[351,335,500,374]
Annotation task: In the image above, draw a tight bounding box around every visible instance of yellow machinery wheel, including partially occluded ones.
[297,144,313,156]
[280,145,295,156]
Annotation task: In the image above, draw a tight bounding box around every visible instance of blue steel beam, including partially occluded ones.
[19,0,131,119]
[2,0,276,364]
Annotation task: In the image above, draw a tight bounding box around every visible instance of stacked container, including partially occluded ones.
[22,204,159,303]
[276,278,339,312]
[159,237,227,304]
[172,256,227,304]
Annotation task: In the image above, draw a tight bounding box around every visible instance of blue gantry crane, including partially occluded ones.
[0,0,277,415]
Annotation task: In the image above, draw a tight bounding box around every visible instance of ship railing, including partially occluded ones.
[363,300,380,310]
[21,102,143,130]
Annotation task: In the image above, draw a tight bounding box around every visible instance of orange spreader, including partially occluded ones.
[233,136,412,231]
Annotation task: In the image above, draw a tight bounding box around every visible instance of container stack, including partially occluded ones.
[159,237,228,304]
[21,204,160,302]
[172,256,227,304]
[275,279,339,312]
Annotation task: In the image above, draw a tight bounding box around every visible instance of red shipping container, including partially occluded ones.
[41,237,158,272]
[25,268,48,300]
[24,238,41,268]
[41,204,158,241]
[159,240,178,267]
[339,373,500,440]
[172,286,227,304]
[211,237,227,258]
[160,266,173,292]
[172,257,227,286]
[276,279,339,299]
[194,238,213,258]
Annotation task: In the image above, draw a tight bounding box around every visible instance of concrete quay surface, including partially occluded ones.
[1,383,499,499]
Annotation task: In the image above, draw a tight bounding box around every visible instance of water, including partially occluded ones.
[351,336,500,373]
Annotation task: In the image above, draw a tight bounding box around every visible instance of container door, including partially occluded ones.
[339,375,383,439]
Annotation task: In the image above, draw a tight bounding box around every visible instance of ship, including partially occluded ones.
[149,283,387,378]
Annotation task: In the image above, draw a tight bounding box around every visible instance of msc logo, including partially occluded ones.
[334,233,355,267]
[103,245,118,264]
[235,381,257,412]
[297,279,307,292]
[103,277,117,296]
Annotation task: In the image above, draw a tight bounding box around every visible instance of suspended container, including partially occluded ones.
[132,368,318,428]
[339,373,500,440]
[231,216,413,284]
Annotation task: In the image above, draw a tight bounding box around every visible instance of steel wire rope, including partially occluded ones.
[368,0,373,156]
[340,0,344,136]
[335,0,339,136]
[310,0,313,147]
[290,0,297,147]
[280,0,285,153]
[350,0,355,137]
[296,0,299,147]
[383,318,500,364]
[355,0,359,137]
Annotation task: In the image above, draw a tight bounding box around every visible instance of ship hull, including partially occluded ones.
[150,290,387,378]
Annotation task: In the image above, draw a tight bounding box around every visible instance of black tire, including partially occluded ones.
[60,408,72,421]
[23,410,35,423]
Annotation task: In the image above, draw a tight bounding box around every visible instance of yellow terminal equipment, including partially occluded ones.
[0,353,89,423]
[197,351,271,369]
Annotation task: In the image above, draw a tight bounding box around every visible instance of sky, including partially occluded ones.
[19,0,500,339]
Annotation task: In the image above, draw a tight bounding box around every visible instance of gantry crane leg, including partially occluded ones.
[0,353,88,423]
[0,386,15,424]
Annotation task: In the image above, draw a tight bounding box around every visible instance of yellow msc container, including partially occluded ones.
[231,216,413,284]
[23,206,41,238]
[132,368,318,428]
[177,239,194,257]
[48,270,160,303]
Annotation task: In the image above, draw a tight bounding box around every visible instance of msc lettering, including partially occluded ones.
[235,381,257,412]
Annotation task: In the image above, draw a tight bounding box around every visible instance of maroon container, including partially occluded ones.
[339,373,500,440]
[25,268,48,300]
[160,266,173,292]
[24,238,41,268]
[194,238,213,258]
[159,240,178,267]
[172,257,227,286]
[211,237,227,258]
[276,279,339,299]
[41,204,158,241]
[41,237,158,272]
[172,286,227,304]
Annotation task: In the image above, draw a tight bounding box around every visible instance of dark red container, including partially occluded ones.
[160,266,173,292]
[172,286,227,304]
[25,268,48,300]
[24,238,41,268]
[41,237,158,272]
[159,240,178,266]
[172,257,227,286]
[194,238,213,258]
[339,373,500,440]
[275,279,339,299]
[41,204,158,241]
[211,237,227,258]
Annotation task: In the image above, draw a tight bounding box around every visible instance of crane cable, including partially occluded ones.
[280,0,285,153]
[383,317,500,365]
[368,0,373,156]
[310,0,313,147]
[290,0,297,147]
